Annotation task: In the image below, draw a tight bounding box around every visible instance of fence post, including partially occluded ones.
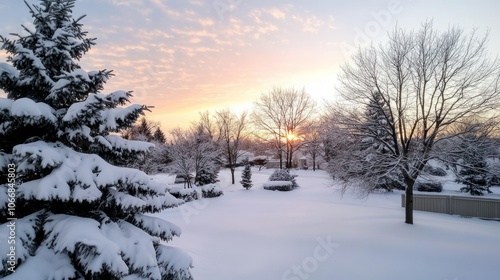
[448,195,452,215]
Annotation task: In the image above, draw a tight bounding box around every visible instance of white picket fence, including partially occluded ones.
[401,194,500,219]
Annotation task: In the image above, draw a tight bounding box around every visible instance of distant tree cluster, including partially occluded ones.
[168,120,222,188]
[121,117,171,174]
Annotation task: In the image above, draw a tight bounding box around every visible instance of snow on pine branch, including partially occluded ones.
[0,62,19,79]
[43,214,129,276]
[12,141,180,211]
[62,92,131,123]
[62,92,144,133]
[49,68,90,88]
[156,245,194,280]
[98,135,154,154]
[99,105,144,132]
[39,214,181,279]
[0,212,38,264]
[0,97,57,124]
[13,140,65,170]
[101,220,162,279]
[106,90,132,105]
[131,214,182,242]
[46,69,95,105]
[106,188,147,212]
[2,246,76,280]
[12,42,55,86]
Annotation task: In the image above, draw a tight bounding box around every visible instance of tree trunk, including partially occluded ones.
[312,154,316,171]
[279,153,283,169]
[230,167,235,184]
[404,179,415,224]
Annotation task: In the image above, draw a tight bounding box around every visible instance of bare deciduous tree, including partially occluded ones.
[301,122,323,171]
[331,21,500,224]
[251,87,316,169]
[168,125,221,188]
[215,109,248,184]
[168,128,196,188]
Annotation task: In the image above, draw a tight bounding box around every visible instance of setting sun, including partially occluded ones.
[286,132,298,141]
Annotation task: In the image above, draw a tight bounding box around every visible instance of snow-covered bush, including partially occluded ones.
[195,168,219,186]
[423,165,447,177]
[415,182,443,193]
[269,169,299,189]
[263,181,294,191]
[0,1,192,279]
[240,163,253,190]
[201,184,224,198]
[169,187,199,202]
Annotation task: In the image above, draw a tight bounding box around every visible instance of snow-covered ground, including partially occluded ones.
[152,168,500,280]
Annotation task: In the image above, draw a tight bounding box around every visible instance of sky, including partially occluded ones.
[1,0,500,132]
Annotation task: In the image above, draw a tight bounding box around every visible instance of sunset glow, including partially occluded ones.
[1,0,499,132]
[286,132,297,142]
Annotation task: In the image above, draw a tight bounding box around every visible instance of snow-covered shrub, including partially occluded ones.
[269,169,299,189]
[240,163,253,190]
[415,182,443,193]
[195,168,219,186]
[263,181,294,191]
[0,1,192,279]
[423,165,447,177]
[169,187,199,202]
[201,184,224,198]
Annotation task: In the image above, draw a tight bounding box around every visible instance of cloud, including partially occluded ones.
[108,0,142,6]
[134,29,173,40]
[267,8,286,20]
[178,46,219,57]
[257,23,278,36]
[292,14,324,33]
[198,18,215,27]
[171,28,218,40]
[149,0,182,18]
[188,0,204,6]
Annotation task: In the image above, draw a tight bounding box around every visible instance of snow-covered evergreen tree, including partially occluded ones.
[457,159,491,196]
[360,91,403,191]
[362,91,394,153]
[240,161,252,190]
[122,118,171,174]
[455,136,493,196]
[122,117,155,142]
[136,117,154,141]
[0,1,192,279]
[153,127,167,143]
